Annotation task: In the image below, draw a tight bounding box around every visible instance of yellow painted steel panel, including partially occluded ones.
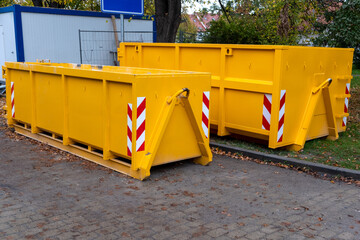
[4,62,212,180]
[153,105,202,166]
[119,43,354,150]
[67,76,104,148]
[10,70,32,124]
[210,87,219,126]
[141,46,176,69]
[306,95,329,140]
[277,47,353,149]
[226,49,275,82]
[179,47,221,76]
[34,72,64,134]
[307,114,329,140]
[108,82,132,157]
[224,90,264,134]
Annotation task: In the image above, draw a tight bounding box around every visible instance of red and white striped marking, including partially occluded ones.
[262,94,272,130]
[202,91,210,138]
[10,81,15,118]
[136,97,146,152]
[277,90,286,143]
[342,83,350,127]
[127,103,132,156]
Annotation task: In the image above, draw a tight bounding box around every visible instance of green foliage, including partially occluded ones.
[67,0,100,11]
[203,0,319,45]
[3,0,101,11]
[202,17,262,44]
[353,69,360,75]
[0,0,15,7]
[144,0,155,15]
[177,14,198,43]
[314,0,360,68]
[257,0,318,45]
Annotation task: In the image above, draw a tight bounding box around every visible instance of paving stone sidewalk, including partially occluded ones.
[0,130,359,240]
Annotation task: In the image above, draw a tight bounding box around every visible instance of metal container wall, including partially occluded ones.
[3,62,212,180]
[118,43,354,150]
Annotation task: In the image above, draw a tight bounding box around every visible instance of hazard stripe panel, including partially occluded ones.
[127,103,132,156]
[202,91,210,138]
[136,97,146,152]
[342,83,350,127]
[277,90,286,143]
[11,81,15,118]
[262,94,272,130]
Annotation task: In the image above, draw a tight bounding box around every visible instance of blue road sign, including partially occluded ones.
[101,0,144,15]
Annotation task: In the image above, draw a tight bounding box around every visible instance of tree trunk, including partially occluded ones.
[32,0,43,7]
[155,0,181,42]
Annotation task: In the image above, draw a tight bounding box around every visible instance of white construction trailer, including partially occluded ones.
[0,4,155,71]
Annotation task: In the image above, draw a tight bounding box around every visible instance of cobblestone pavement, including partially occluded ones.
[0,130,359,240]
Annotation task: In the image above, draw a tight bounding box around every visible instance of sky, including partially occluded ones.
[183,1,216,14]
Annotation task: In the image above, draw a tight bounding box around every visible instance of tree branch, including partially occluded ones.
[218,0,232,23]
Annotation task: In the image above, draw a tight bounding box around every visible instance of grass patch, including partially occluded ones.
[212,69,360,170]
[352,68,360,88]
[352,68,360,75]
[352,75,360,88]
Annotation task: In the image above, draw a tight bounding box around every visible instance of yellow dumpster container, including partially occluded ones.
[3,62,212,180]
[118,43,354,150]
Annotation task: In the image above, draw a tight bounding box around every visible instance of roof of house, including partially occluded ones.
[188,13,219,31]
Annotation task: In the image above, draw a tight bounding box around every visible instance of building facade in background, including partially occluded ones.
[0,5,155,70]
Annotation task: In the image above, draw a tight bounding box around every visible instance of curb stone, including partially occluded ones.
[210,142,360,180]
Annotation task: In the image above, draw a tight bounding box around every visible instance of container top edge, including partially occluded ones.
[4,62,212,76]
[120,43,354,51]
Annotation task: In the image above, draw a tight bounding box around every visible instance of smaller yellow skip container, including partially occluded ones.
[3,62,212,180]
[118,43,354,150]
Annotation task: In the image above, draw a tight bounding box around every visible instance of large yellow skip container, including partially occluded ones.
[118,43,354,150]
[3,62,212,180]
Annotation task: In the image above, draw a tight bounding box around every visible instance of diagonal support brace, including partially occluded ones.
[138,88,212,180]
[288,78,334,151]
